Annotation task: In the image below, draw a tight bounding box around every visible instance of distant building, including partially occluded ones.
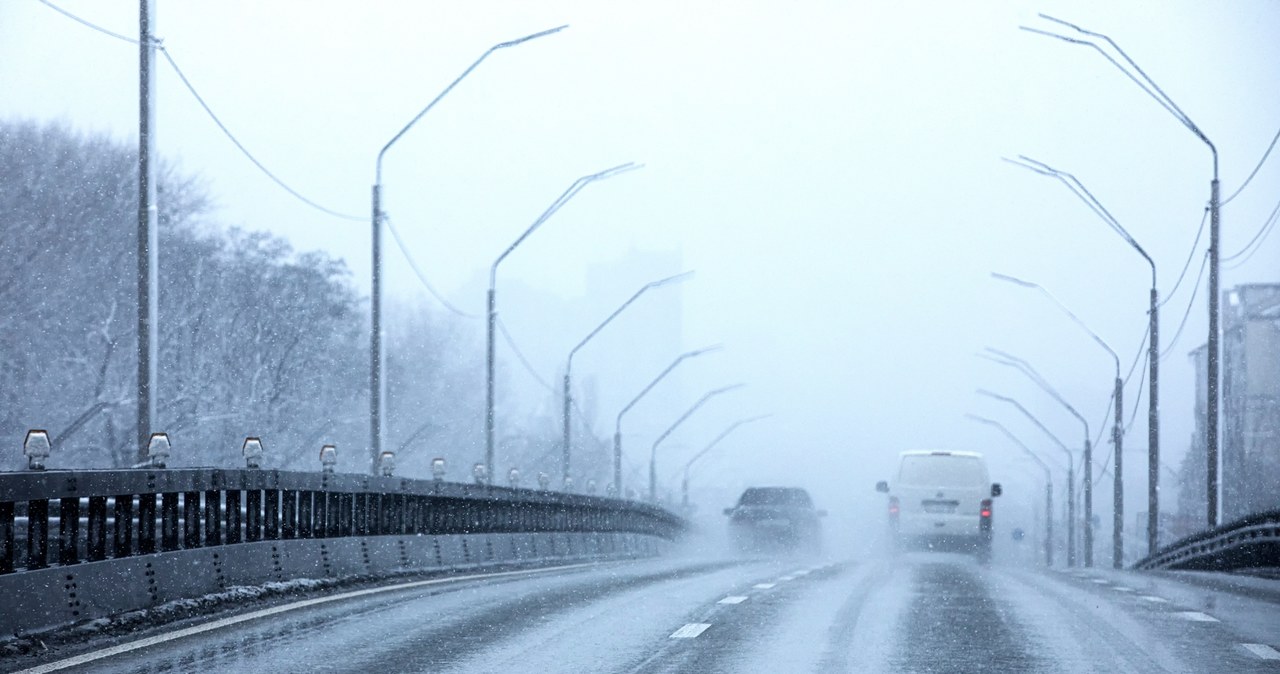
[1222,284,1280,520]
[1183,284,1280,524]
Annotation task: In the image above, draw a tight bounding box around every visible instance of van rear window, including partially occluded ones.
[897,455,985,487]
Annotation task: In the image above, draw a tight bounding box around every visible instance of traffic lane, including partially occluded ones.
[624,552,1280,673]
[436,556,812,674]
[29,556,785,674]
[995,565,1280,672]
[655,554,1047,673]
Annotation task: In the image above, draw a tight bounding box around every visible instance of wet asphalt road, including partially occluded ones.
[10,552,1280,673]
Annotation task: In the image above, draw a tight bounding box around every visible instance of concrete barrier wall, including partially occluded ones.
[0,531,667,636]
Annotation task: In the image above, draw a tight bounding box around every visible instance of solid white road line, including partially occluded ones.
[717,596,749,605]
[753,583,776,589]
[1139,596,1169,603]
[13,561,603,674]
[1241,643,1280,661]
[669,623,712,639]
[1176,611,1219,622]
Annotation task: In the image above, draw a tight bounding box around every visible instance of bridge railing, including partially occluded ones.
[1132,509,1280,572]
[0,467,685,575]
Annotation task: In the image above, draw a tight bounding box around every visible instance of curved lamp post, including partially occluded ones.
[562,271,693,485]
[485,163,641,477]
[992,271,1127,568]
[649,384,745,502]
[1006,154,1161,556]
[613,346,721,494]
[681,414,771,508]
[967,413,1054,566]
[978,389,1077,567]
[368,24,566,472]
[981,347,1094,566]
[1024,13,1221,528]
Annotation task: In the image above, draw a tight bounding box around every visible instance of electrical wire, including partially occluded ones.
[37,0,365,222]
[36,0,138,44]
[157,47,365,221]
[383,216,482,319]
[1222,124,1280,206]
[1224,194,1280,269]
[1160,250,1210,361]
[1157,207,1208,309]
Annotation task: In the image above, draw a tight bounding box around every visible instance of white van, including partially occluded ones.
[876,450,1001,557]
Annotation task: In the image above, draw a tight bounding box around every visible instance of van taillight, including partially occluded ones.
[888,496,900,518]
[980,499,992,518]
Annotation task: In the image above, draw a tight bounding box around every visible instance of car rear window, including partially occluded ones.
[897,455,986,488]
[738,488,812,507]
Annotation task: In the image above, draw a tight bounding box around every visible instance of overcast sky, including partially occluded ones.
[2,0,1277,523]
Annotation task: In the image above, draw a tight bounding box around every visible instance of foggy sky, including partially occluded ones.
[2,0,1278,519]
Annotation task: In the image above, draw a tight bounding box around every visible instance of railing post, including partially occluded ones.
[183,491,200,549]
[225,490,241,545]
[245,490,262,543]
[27,499,49,569]
[137,493,156,555]
[298,492,313,539]
[0,501,14,573]
[58,497,80,566]
[281,490,297,540]
[339,493,354,537]
[204,489,221,547]
[86,496,107,562]
[326,492,340,538]
[264,489,280,540]
[160,493,179,552]
[113,494,134,558]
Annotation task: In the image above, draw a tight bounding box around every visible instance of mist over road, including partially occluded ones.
[17,550,1279,674]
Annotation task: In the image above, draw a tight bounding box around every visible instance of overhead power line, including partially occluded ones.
[1222,124,1280,206]
[37,0,364,222]
[1224,194,1280,269]
[383,215,481,319]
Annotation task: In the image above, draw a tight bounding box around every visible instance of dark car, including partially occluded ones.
[724,486,826,553]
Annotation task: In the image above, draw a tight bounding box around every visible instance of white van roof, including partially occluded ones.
[899,450,985,459]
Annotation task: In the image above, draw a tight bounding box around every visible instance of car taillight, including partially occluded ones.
[888,496,900,518]
[980,499,992,518]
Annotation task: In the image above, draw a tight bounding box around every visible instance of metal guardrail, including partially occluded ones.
[0,466,686,636]
[1133,509,1280,572]
[0,467,685,574]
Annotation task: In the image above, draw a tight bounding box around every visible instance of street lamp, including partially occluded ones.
[1024,13,1222,529]
[485,163,641,478]
[681,414,771,508]
[1006,154,1161,556]
[980,347,1094,566]
[977,389,1077,567]
[967,413,1054,566]
[562,271,694,485]
[992,271,1126,568]
[614,346,721,494]
[368,24,566,473]
[649,384,746,502]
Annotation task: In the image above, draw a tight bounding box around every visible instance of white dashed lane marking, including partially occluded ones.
[778,575,796,582]
[1176,611,1219,622]
[1139,596,1169,603]
[1112,586,1134,592]
[670,623,712,639]
[753,583,776,589]
[717,596,748,605]
[1241,644,1280,661]
[1090,579,1110,585]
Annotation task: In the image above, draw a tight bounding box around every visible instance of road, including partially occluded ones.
[9,551,1280,673]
